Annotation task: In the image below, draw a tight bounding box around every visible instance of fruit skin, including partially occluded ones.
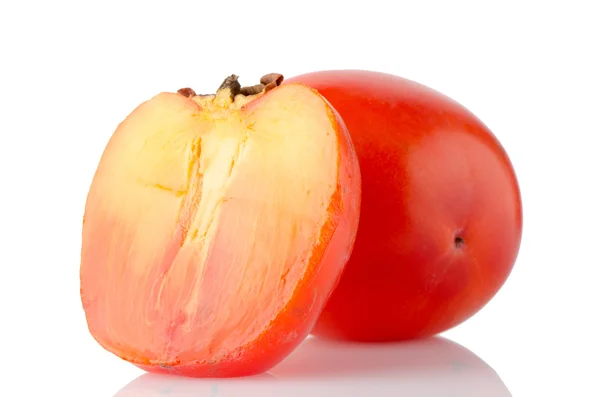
[286,70,523,341]
[80,79,361,377]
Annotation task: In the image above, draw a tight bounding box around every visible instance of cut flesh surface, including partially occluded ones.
[80,83,350,368]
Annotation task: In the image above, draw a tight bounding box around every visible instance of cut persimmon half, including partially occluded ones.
[80,73,361,377]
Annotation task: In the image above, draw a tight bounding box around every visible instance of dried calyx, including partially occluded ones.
[177,73,284,101]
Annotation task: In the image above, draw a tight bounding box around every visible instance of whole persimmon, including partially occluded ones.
[286,70,522,341]
[80,74,361,377]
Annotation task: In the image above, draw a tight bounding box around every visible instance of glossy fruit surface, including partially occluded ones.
[286,70,522,341]
[80,74,361,376]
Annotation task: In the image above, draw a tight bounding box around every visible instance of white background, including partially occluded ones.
[1,1,598,396]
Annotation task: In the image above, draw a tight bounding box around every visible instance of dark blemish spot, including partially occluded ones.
[454,235,465,248]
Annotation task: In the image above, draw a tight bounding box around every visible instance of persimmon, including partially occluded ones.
[287,70,523,341]
[80,74,361,377]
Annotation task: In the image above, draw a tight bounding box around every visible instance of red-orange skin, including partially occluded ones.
[287,70,523,341]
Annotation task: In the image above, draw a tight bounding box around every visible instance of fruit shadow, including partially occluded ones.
[270,335,490,378]
[113,336,513,397]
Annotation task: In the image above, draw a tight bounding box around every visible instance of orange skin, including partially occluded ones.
[80,81,361,377]
[287,70,523,341]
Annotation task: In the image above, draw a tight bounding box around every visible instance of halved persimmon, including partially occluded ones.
[80,74,361,377]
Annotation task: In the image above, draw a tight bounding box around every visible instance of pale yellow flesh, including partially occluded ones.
[81,84,340,364]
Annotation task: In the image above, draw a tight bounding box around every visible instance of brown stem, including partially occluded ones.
[177,87,197,98]
[240,84,265,96]
[218,74,242,98]
[260,73,284,91]
[178,73,284,99]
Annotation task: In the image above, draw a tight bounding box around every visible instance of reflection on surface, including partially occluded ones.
[113,336,512,396]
